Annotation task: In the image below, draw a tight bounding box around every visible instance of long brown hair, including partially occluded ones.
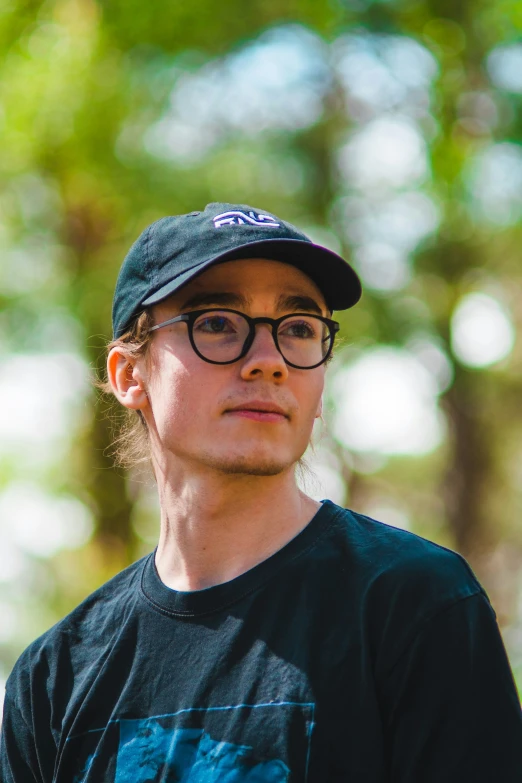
[97,310,154,469]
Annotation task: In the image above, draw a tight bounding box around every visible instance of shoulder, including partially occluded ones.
[319,501,487,666]
[5,554,149,701]
[322,499,483,600]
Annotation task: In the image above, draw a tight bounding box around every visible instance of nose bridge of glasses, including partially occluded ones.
[248,314,279,332]
[246,316,282,354]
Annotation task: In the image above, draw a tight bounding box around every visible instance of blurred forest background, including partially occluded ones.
[1,0,522,701]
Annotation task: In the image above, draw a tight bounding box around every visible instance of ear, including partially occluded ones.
[315,395,323,419]
[107,347,149,411]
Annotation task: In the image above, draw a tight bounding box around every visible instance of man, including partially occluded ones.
[1,202,521,782]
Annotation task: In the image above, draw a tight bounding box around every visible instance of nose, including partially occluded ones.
[239,323,289,381]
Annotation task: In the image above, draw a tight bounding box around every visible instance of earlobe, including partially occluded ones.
[315,397,323,419]
[107,348,149,411]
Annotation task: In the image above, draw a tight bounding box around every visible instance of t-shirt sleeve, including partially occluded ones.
[0,641,58,783]
[0,692,42,783]
[378,591,522,782]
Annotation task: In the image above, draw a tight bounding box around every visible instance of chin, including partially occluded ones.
[204,449,296,477]
[219,461,288,477]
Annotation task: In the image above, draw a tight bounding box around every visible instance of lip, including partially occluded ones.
[225,401,289,421]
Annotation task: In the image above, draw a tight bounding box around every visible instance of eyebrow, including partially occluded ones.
[179,291,248,311]
[276,294,324,316]
[179,291,325,316]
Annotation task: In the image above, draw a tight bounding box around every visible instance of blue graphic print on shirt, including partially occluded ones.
[70,702,314,783]
[115,721,290,782]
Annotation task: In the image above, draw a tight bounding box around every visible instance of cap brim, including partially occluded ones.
[142,238,361,311]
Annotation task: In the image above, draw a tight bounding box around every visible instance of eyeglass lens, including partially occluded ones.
[191,311,331,367]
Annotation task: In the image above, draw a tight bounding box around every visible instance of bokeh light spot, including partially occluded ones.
[338,117,428,190]
[0,353,90,460]
[330,348,444,456]
[487,44,522,94]
[468,143,522,225]
[0,483,94,558]
[450,293,515,368]
[354,242,411,292]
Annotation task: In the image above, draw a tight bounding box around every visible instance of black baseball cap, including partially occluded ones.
[112,202,362,338]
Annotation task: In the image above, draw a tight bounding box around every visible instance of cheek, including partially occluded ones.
[293,372,324,417]
[147,354,221,434]
[147,356,190,429]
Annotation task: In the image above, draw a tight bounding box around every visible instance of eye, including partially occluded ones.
[279,318,317,339]
[194,313,238,334]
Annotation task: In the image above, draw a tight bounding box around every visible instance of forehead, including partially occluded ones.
[165,257,328,312]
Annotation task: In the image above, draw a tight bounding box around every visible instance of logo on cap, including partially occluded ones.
[213,211,280,229]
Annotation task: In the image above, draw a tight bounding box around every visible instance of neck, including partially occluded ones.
[153,461,320,592]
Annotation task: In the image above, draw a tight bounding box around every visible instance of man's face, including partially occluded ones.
[140,258,329,477]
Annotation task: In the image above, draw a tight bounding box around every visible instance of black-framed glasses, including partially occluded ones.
[149,308,340,369]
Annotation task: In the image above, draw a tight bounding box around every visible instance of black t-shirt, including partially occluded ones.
[1,500,522,782]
